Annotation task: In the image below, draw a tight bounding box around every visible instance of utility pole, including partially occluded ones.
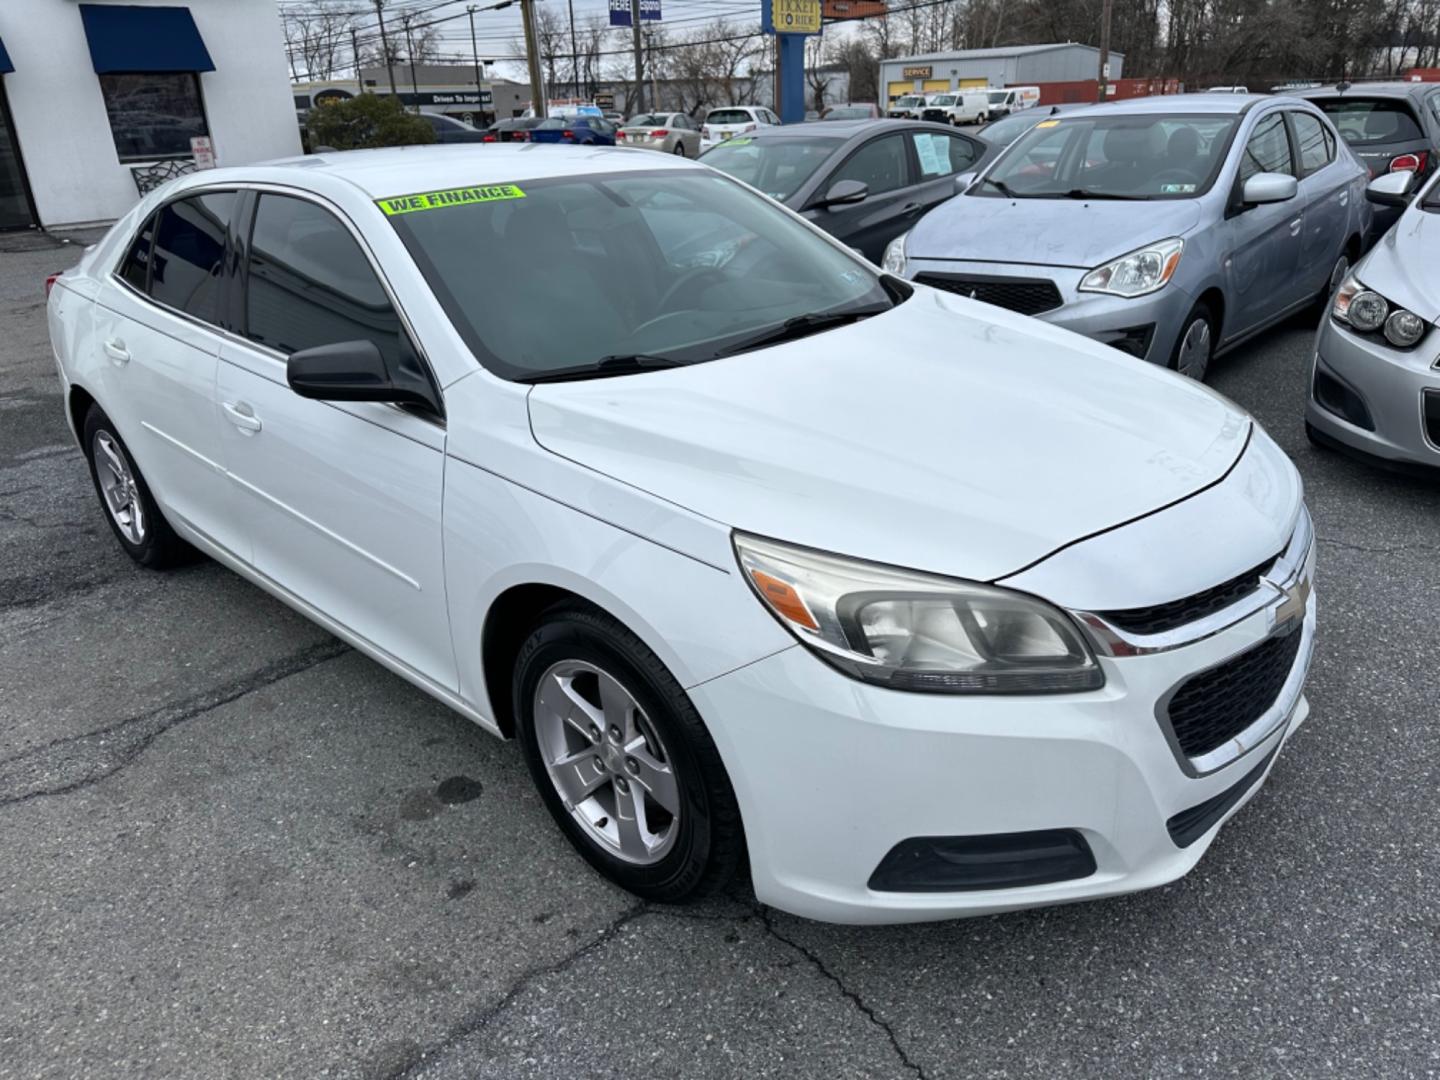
[1097,0,1113,103]
[372,0,398,99]
[351,27,363,95]
[467,6,487,124]
[630,0,645,114]
[566,0,580,100]
[401,13,420,112]
[520,0,547,119]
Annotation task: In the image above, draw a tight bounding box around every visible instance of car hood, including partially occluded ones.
[906,194,1204,268]
[526,290,1250,583]
[1358,205,1440,321]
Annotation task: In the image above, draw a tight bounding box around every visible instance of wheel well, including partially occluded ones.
[481,583,582,738]
[67,385,96,443]
[1196,288,1225,338]
[1345,233,1362,262]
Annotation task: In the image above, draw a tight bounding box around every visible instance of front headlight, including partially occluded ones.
[1079,238,1184,298]
[1332,271,1430,348]
[881,231,909,276]
[734,533,1104,694]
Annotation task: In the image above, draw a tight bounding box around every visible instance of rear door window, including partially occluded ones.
[1316,98,1425,145]
[147,192,236,324]
[909,131,978,178]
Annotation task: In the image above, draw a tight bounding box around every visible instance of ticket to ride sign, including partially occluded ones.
[764,0,821,34]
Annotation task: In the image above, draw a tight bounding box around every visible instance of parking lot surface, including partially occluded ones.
[3,231,1438,1080]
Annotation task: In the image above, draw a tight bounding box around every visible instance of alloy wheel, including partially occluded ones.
[533,659,681,865]
[93,431,146,544]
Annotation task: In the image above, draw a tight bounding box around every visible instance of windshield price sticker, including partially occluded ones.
[1036,119,1060,128]
[377,184,526,216]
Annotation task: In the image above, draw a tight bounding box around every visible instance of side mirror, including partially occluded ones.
[1241,172,1298,205]
[821,178,869,207]
[287,339,439,414]
[1366,170,1415,208]
[953,171,977,194]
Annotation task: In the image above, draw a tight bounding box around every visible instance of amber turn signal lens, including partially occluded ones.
[749,569,819,630]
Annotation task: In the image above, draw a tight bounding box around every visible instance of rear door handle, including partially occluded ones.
[103,338,130,365]
[222,401,262,434]
[902,202,922,215]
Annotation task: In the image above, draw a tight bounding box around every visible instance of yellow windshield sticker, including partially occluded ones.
[377,184,526,216]
[1035,119,1060,128]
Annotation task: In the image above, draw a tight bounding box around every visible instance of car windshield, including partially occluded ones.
[700,135,839,200]
[978,113,1239,199]
[980,113,1042,145]
[383,171,897,381]
[931,96,956,106]
[988,92,1010,104]
[1315,98,1425,145]
[707,109,752,125]
[823,106,871,120]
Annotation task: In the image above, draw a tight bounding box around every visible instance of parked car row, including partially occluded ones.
[889,86,1041,124]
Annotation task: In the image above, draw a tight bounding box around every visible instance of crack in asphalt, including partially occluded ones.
[0,639,351,807]
[755,905,931,1080]
[388,899,928,1080]
[1317,535,1440,557]
[387,901,651,1079]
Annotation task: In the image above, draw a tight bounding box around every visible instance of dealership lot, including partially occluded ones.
[3,226,1438,1080]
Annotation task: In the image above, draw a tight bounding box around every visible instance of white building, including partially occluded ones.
[0,0,301,231]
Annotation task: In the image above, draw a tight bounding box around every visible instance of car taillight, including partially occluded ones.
[651,129,668,137]
[45,273,60,297]
[516,132,528,141]
[482,133,496,142]
[702,125,712,138]
[1390,151,1428,173]
[617,131,627,139]
[744,123,756,132]
[563,129,575,139]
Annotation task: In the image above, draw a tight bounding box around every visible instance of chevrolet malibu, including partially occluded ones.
[46,146,1316,924]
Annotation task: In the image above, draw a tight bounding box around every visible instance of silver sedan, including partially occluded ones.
[1306,168,1440,472]
[617,112,702,158]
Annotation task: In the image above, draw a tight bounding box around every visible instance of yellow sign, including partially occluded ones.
[901,66,932,79]
[376,184,526,216]
[1036,119,1060,128]
[772,0,821,33]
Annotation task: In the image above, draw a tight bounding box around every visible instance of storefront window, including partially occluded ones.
[98,73,209,162]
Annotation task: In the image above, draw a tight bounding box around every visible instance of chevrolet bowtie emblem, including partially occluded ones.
[1270,571,1311,627]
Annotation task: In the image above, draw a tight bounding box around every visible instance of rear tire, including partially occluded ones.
[81,405,190,569]
[514,604,745,903]
[1169,303,1215,382]
[672,142,686,157]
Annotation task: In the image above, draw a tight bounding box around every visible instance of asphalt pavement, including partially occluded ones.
[2,228,1437,1079]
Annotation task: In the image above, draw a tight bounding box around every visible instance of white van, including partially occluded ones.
[984,86,1041,119]
[887,94,928,120]
[919,90,990,125]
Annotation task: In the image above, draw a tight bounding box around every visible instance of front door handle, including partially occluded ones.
[222,401,262,434]
[902,202,923,216]
[103,338,130,365]
[1289,217,1304,236]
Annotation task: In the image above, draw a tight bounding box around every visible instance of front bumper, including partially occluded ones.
[907,257,1198,365]
[1306,316,1440,471]
[692,555,1315,925]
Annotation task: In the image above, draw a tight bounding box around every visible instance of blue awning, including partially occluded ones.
[78,5,215,74]
[0,36,13,74]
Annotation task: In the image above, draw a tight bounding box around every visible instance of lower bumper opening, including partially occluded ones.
[868,829,1097,893]
[1166,745,1278,849]
[1313,362,1375,431]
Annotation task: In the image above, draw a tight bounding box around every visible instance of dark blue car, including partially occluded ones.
[527,116,617,146]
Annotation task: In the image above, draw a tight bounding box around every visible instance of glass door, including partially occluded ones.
[0,84,36,231]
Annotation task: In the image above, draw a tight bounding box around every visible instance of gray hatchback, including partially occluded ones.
[886,94,1372,380]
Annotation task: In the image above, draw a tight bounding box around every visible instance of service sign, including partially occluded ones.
[901,65,932,78]
[608,0,661,26]
[764,0,822,34]
[189,136,215,170]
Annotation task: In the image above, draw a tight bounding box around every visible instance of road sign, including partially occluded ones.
[608,0,661,26]
[763,0,821,34]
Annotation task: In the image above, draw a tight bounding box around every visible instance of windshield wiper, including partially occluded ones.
[717,303,892,358]
[979,176,1023,198]
[1061,189,1145,200]
[518,354,689,384]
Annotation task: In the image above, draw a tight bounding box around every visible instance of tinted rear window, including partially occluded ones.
[706,110,753,125]
[149,192,236,324]
[1315,99,1424,145]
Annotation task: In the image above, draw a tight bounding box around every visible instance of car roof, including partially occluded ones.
[1055,92,1279,118]
[1292,82,1429,101]
[743,118,961,139]
[202,144,702,201]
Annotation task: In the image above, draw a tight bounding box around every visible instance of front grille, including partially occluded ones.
[1165,626,1303,760]
[920,109,949,123]
[1102,556,1277,636]
[914,273,1063,316]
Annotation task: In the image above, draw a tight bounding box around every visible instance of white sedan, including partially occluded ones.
[46,145,1316,924]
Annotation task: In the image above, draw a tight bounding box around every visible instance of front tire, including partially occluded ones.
[514,604,744,903]
[1169,303,1215,382]
[81,404,190,568]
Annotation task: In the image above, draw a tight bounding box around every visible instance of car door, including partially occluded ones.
[216,190,457,689]
[91,191,247,559]
[1222,110,1306,339]
[904,129,983,216]
[803,133,915,262]
[1288,109,1350,296]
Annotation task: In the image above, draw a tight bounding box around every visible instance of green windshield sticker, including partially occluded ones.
[377,184,526,216]
[722,137,752,147]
